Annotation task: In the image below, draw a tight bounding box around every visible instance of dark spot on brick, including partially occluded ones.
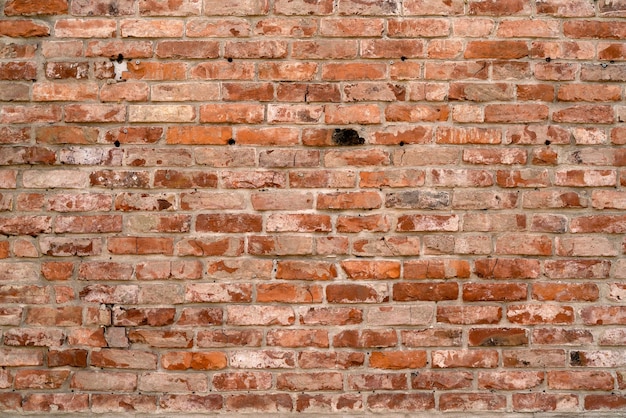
[399,141,405,146]
[115,54,124,63]
[332,129,364,146]
[544,140,551,146]
[570,351,582,366]
[157,199,172,210]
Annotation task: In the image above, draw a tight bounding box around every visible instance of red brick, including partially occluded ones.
[40,260,75,280]
[437,306,501,325]
[138,372,208,392]
[33,82,99,101]
[465,40,528,59]
[197,330,262,348]
[581,306,626,325]
[432,349,498,368]
[156,40,219,59]
[255,17,317,37]
[554,105,615,124]
[440,393,506,411]
[463,283,527,301]
[226,306,294,326]
[15,369,70,389]
[5,0,67,15]
[585,395,626,411]
[4,328,64,347]
[413,371,472,392]
[495,233,552,255]
[565,20,626,39]
[248,235,313,256]
[369,350,427,369]
[212,372,271,391]
[80,284,139,303]
[191,61,255,80]
[277,372,343,391]
[152,82,219,101]
[258,62,318,82]
[203,0,269,15]
[394,281,459,301]
[25,306,81,326]
[139,0,201,15]
[47,349,86,368]
[535,328,595,346]
[334,330,397,348]
[0,62,37,80]
[513,393,579,412]
[484,104,549,123]
[337,214,391,233]
[91,394,156,413]
[225,40,287,59]
[55,19,116,38]
[297,394,363,413]
[474,258,540,279]
[321,17,383,36]
[505,349,566,369]
[185,283,251,303]
[386,103,449,122]
[121,19,184,37]
[532,282,599,302]
[469,323,527,347]
[225,394,292,413]
[499,19,559,38]
[367,393,435,413]
[70,0,134,15]
[493,61,531,79]
[229,350,296,369]
[341,260,400,280]
[196,214,262,233]
[200,103,263,123]
[91,349,157,369]
[159,395,223,413]
[23,394,89,413]
[257,283,322,303]
[404,0,463,15]
[0,284,49,304]
[548,371,614,390]
[403,330,461,349]
[0,19,50,37]
[507,304,574,325]
[397,214,459,231]
[176,237,243,257]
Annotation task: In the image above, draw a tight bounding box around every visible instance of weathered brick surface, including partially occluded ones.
[1,0,625,415]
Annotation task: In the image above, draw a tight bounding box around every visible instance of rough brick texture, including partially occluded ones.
[1,0,626,415]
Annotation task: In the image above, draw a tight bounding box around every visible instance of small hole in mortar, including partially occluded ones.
[114,140,121,147]
[228,138,236,145]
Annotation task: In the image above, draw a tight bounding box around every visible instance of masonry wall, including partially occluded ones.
[1,0,626,414]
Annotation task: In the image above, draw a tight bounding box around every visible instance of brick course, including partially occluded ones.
[1,0,626,414]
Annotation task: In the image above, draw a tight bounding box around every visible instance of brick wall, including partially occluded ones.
[1,0,626,414]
